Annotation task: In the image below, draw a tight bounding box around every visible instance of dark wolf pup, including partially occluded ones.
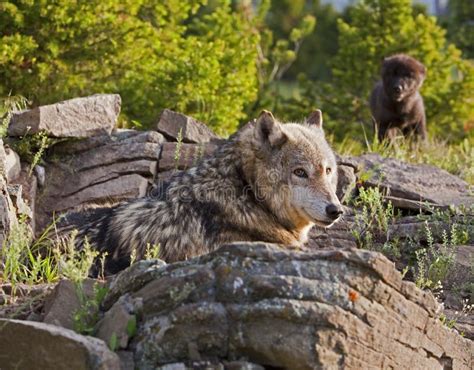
[60,110,343,274]
[370,54,427,141]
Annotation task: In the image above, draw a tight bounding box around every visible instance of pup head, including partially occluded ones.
[250,110,343,229]
[381,54,426,102]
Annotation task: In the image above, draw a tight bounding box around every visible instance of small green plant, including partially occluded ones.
[0,217,59,294]
[73,282,108,335]
[192,143,206,167]
[53,232,98,284]
[144,243,161,260]
[28,131,49,176]
[0,95,28,138]
[439,312,457,329]
[8,131,54,173]
[413,222,458,290]
[352,187,398,256]
[439,300,473,331]
[108,333,118,351]
[129,248,137,265]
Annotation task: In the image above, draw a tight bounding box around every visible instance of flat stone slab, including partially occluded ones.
[8,94,121,137]
[0,319,120,369]
[156,109,220,143]
[342,154,473,209]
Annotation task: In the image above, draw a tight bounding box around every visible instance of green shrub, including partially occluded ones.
[295,0,474,142]
[0,1,259,135]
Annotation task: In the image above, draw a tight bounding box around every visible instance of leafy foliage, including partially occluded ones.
[445,0,474,59]
[291,0,474,142]
[0,0,259,135]
[337,0,474,140]
[264,0,340,81]
[245,0,315,118]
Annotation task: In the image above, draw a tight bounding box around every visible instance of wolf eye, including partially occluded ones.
[326,167,332,175]
[293,168,308,178]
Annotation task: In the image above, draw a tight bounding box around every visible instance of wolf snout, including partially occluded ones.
[326,203,344,220]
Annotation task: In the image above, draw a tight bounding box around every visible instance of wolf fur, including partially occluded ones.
[370,54,427,141]
[60,110,343,274]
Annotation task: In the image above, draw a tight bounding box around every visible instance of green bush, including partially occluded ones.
[337,0,474,140]
[0,0,259,135]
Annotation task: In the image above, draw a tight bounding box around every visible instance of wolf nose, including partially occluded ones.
[394,85,402,93]
[326,203,344,220]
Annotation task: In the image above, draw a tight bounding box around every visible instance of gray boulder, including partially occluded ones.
[102,243,472,369]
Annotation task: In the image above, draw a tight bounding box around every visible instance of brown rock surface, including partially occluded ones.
[156,109,220,143]
[102,243,472,369]
[0,318,120,369]
[8,94,121,138]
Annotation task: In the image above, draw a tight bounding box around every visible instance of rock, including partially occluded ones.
[10,168,38,232]
[49,130,163,155]
[158,142,218,172]
[117,351,135,370]
[0,139,6,173]
[95,294,141,350]
[7,184,33,219]
[0,318,120,369]
[42,279,102,330]
[345,153,473,210]
[156,109,220,143]
[0,283,53,320]
[0,176,16,249]
[34,165,46,187]
[441,245,473,311]
[224,361,265,370]
[4,147,21,182]
[156,364,187,370]
[37,174,149,232]
[103,243,472,369]
[102,259,167,310]
[36,131,164,231]
[336,164,356,203]
[8,94,121,138]
[444,309,474,341]
[308,214,357,249]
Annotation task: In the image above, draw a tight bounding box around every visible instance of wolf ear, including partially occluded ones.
[255,110,287,148]
[306,109,323,129]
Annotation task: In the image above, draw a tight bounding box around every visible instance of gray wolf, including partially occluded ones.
[370,54,427,141]
[60,110,343,274]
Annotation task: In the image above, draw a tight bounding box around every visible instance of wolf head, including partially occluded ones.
[381,54,426,102]
[241,110,343,230]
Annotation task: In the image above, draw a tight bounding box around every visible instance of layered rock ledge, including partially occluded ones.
[100,243,472,369]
